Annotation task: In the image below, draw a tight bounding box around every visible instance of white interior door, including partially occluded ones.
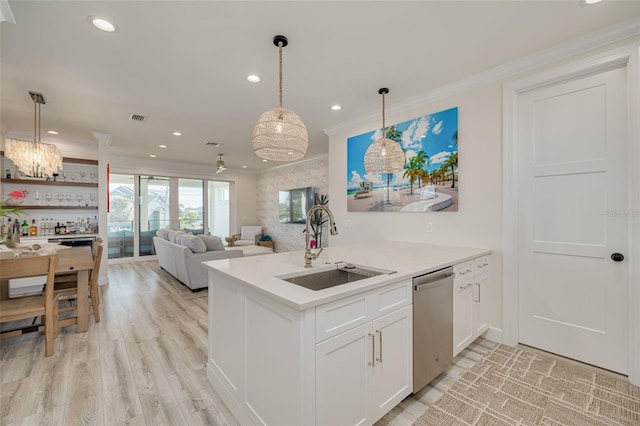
[517,66,629,374]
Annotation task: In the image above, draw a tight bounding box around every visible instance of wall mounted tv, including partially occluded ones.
[279,186,315,224]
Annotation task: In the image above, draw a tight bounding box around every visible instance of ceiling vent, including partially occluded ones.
[129,113,146,122]
[206,141,222,147]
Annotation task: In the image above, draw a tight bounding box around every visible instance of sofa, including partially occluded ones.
[153,230,242,290]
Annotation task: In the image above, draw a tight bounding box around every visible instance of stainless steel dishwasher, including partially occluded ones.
[413,266,454,393]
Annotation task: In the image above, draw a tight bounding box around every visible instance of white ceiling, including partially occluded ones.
[1,1,638,171]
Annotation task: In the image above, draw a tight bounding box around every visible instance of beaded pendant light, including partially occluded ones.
[363,88,405,204]
[252,35,308,161]
[5,91,62,177]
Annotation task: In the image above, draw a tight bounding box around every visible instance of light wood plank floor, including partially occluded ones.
[1,260,496,425]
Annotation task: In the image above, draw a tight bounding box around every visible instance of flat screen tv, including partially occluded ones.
[279,186,315,224]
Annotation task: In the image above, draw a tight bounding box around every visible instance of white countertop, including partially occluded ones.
[204,241,490,311]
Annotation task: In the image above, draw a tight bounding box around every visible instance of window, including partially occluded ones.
[139,176,170,256]
[107,172,233,261]
[108,174,134,259]
[208,181,230,238]
[179,179,204,234]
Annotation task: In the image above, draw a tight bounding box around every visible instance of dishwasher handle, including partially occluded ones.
[413,268,453,292]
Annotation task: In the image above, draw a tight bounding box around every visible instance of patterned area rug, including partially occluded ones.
[415,344,640,426]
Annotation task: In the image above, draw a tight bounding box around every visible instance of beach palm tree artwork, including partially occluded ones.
[347,106,458,212]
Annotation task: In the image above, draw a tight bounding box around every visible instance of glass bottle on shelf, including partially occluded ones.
[29,220,38,236]
[21,220,29,236]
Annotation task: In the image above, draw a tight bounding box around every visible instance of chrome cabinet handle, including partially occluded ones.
[477,263,488,268]
[375,330,383,363]
[475,283,481,303]
[368,333,375,366]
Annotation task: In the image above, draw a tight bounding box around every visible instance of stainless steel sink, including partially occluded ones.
[278,263,396,291]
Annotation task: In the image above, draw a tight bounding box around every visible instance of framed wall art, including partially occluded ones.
[347,107,458,212]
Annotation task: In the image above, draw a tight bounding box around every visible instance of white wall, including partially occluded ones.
[256,156,329,252]
[327,37,640,332]
[328,83,503,328]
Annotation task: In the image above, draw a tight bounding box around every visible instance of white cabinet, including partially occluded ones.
[207,272,413,426]
[315,280,412,425]
[453,255,491,356]
[316,305,412,426]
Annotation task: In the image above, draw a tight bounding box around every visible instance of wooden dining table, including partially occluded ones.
[0,246,95,332]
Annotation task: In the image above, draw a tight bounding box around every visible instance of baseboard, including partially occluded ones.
[483,326,503,344]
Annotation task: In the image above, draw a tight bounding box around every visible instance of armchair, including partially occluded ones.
[232,226,263,246]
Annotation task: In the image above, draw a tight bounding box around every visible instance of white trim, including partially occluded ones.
[503,43,640,386]
[483,326,503,344]
[324,18,640,137]
[263,153,328,171]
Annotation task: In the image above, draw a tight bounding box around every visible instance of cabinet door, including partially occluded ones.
[453,278,474,356]
[472,274,489,339]
[316,323,371,426]
[370,305,412,424]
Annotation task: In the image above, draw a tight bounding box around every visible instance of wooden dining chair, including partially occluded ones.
[54,239,103,324]
[0,255,59,357]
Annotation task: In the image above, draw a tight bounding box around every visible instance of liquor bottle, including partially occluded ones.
[59,223,66,234]
[55,222,61,235]
[29,219,38,236]
[21,219,29,236]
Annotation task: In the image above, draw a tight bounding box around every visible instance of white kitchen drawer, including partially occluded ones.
[315,279,410,343]
[316,292,371,343]
[474,255,490,275]
[372,279,411,317]
[453,261,474,281]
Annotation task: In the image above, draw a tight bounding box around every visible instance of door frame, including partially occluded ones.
[502,44,640,385]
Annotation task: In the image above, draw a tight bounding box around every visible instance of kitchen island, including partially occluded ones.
[204,241,490,426]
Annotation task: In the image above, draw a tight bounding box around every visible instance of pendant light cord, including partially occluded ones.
[278,41,283,107]
[381,91,386,134]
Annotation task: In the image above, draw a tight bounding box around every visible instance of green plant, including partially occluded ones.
[309,193,328,248]
[0,199,26,246]
[0,199,26,218]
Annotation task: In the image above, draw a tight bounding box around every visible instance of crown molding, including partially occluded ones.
[324,17,640,137]
[263,153,329,172]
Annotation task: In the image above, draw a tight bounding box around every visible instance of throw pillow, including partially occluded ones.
[167,229,185,243]
[175,234,207,253]
[198,234,225,251]
[156,228,170,240]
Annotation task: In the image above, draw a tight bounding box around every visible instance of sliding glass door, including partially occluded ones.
[208,181,230,238]
[108,172,232,261]
[179,179,204,234]
[139,176,170,256]
[108,174,134,259]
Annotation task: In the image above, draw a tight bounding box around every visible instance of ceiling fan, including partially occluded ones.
[216,153,227,174]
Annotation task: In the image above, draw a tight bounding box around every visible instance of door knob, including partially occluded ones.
[611,253,624,262]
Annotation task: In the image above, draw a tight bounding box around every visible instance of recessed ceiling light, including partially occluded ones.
[583,0,603,4]
[242,165,248,169]
[159,144,167,148]
[262,159,268,162]
[47,130,59,135]
[172,131,182,136]
[91,17,116,32]
[331,105,342,111]
[149,154,157,158]
[247,75,261,83]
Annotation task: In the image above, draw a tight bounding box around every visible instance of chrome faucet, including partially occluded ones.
[304,204,338,268]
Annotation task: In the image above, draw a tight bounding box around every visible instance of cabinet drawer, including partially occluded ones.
[316,292,371,343]
[474,255,490,275]
[453,261,474,281]
[315,280,411,343]
[372,279,411,317]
